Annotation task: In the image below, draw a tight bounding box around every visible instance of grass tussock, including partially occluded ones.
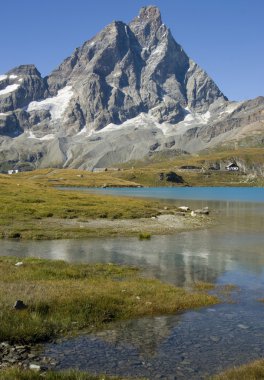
[0,368,146,380]
[0,257,219,344]
[211,359,264,380]
[193,282,238,305]
[193,281,216,291]
[194,282,238,293]
[138,232,151,240]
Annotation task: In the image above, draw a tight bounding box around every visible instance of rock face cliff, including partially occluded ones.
[0,6,263,171]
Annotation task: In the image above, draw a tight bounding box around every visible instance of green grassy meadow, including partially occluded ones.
[0,257,219,344]
[0,171,168,239]
[211,359,264,380]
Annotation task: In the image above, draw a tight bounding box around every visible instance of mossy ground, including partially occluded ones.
[0,368,145,380]
[211,359,264,380]
[0,256,219,344]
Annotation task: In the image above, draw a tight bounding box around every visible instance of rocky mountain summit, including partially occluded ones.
[0,6,263,171]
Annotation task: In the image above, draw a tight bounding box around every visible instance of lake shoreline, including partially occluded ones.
[0,173,215,241]
[27,212,214,240]
[0,257,219,374]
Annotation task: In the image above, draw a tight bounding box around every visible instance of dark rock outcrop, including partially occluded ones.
[165,172,184,184]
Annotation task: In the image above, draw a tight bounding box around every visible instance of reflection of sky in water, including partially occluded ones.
[1,195,264,290]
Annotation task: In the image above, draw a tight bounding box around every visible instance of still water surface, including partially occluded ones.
[1,188,264,379]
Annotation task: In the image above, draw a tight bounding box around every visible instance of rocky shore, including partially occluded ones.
[0,342,55,372]
[54,206,213,237]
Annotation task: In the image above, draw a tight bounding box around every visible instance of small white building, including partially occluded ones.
[8,169,19,175]
[226,163,239,171]
[92,168,107,172]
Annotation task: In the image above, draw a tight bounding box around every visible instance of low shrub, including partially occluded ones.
[139,232,151,240]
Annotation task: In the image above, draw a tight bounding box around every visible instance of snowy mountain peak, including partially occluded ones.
[0,6,262,172]
[138,6,162,22]
[129,6,164,48]
[7,65,42,77]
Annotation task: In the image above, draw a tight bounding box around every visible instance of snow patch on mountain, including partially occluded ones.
[222,102,243,115]
[0,84,20,96]
[94,107,213,138]
[27,86,73,121]
[27,131,55,141]
[199,111,211,122]
[99,113,161,134]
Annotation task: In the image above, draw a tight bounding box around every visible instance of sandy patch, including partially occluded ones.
[50,213,213,236]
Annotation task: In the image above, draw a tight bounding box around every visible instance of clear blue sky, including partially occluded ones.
[0,0,263,101]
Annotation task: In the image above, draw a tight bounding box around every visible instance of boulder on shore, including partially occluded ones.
[13,300,27,310]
